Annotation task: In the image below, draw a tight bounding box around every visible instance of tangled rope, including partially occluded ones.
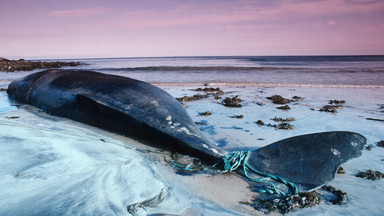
[167,151,298,197]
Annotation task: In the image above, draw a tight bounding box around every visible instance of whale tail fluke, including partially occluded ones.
[245,131,366,192]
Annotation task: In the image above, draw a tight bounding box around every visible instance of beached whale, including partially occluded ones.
[7,70,366,192]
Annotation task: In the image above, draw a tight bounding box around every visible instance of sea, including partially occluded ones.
[2,55,384,87]
[0,56,383,216]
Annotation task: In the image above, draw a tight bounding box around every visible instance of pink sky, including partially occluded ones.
[1,0,384,59]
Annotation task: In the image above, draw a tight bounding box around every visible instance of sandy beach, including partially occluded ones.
[1,78,383,215]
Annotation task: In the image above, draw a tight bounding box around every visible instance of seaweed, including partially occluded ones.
[356,169,384,180]
[229,115,244,119]
[222,96,243,108]
[266,95,293,104]
[241,185,348,214]
[377,140,384,148]
[277,105,291,110]
[319,105,342,113]
[256,120,265,126]
[272,117,295,122]
[198,111,212,116]
[176,94,208,102]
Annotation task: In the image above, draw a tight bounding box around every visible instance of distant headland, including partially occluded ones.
[0,57,80,72]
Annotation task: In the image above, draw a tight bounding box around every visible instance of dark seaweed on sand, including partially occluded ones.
[193,87,224,96]
[272,117,295,122]
[176,94,208,102]
[176,87,224,103]
[241,185,348,214]
[266,95,293,104]
[319,105,342,113]
[320,99,345,113]
[377,140,384,147]
[222,96,243,107]
[356,169,384,180]
[277,105,291,110]
[256,120,294,130]
[229,115,244,119]
[198,111,212,116]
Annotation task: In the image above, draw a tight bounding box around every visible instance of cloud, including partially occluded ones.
[47,6,111,17]
[99,0,384,31]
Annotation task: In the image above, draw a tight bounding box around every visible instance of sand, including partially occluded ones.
[0,82,383,215]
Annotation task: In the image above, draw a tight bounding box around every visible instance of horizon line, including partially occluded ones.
[2,54,384,61]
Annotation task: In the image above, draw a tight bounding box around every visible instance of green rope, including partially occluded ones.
[164,154,203,172]
[166,150,298,197]
[165,158,196,172]
[212,151,298,197]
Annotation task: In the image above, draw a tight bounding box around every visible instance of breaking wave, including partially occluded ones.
[99,66,285,72]
[151,82,384,88]
[97,66,384,74]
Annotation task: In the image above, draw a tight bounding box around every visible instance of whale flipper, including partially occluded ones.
[246,131,366,191]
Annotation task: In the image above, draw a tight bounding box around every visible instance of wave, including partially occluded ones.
[151,82,384,88]
[96,66,384,73]
[98,66,292,72]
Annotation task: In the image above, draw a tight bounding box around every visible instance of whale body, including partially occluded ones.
[7,70,225,162]
[7,70,366,191]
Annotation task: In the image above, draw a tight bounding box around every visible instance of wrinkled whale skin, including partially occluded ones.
[7,70,225,162]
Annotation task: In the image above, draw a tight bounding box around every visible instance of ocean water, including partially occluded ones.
[1,56,384,215]
[2,56,384,86]
[62,56,384,87]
